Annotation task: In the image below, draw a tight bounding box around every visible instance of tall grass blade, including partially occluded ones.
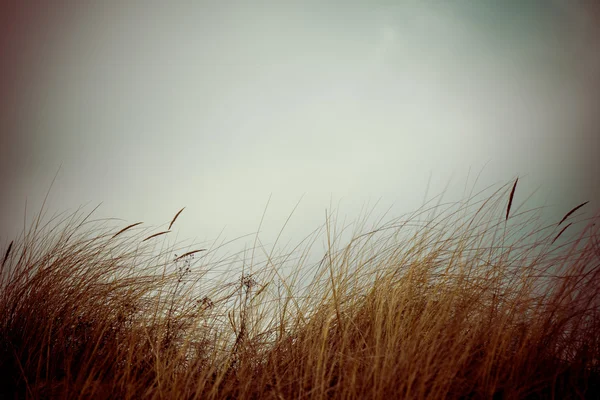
[2,240,13,269]
[552,222,572,244]
[142,230,171,242]
[174,249,207,261]
[111,221,143,239]
[558,201,589,226]
[168,207,185,230]
[506,177,518,220]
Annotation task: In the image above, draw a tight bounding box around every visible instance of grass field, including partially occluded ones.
[1,179,599,399]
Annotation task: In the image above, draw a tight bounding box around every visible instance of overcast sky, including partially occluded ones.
[1,1,599,256]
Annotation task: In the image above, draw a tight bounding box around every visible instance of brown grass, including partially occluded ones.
[1,180,599,399]
[112,222,144,239]
[559,202,590,226]
[169,208,185,231]
[142,230,171,242]
[506,177,518,221]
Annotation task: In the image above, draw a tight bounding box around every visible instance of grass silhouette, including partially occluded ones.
[1,179,599,399]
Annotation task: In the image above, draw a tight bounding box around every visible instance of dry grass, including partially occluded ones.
[1,180,599,399]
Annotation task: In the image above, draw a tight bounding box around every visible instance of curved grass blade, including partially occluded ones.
[552,222,572,244]
[2,240,13,269]
[174,249,207,261]
[111,222,144,239]
[558,201,589,226]
[142,230,171,242]
[168,207,185,230]
[506,178,518,221]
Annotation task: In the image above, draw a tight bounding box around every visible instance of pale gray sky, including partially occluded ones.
[1,1,599,255]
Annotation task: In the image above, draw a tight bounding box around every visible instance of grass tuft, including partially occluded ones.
[1,180,599,399]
